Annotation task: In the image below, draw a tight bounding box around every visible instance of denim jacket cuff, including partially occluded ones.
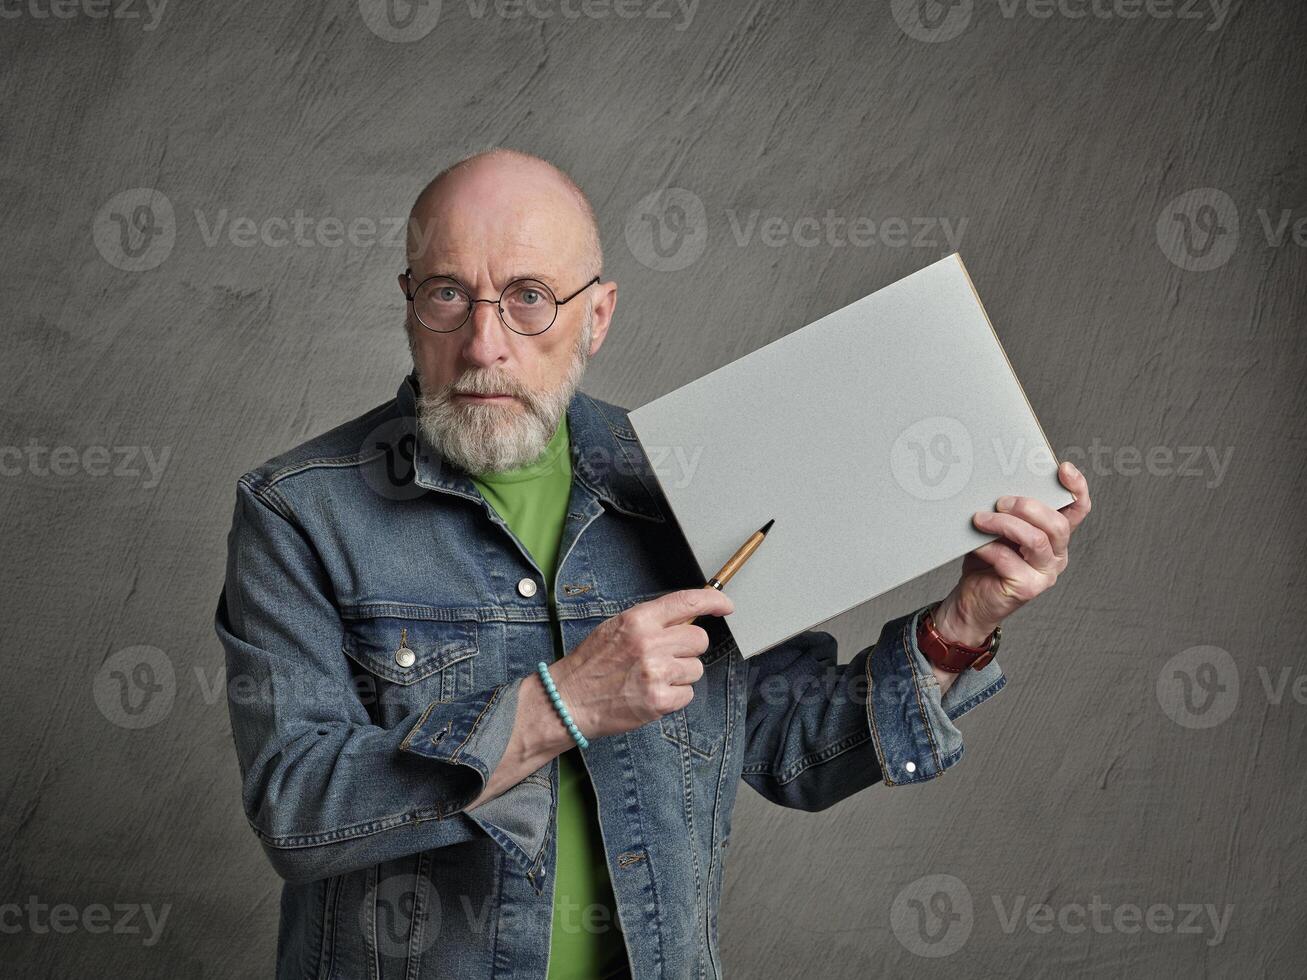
[865,604,1007,787]
[398,676,554,885]
[399,678,519,791]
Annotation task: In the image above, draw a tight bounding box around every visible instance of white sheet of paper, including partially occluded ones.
[628,253,1074,658]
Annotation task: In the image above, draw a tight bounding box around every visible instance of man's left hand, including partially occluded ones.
[932,460,1093,651]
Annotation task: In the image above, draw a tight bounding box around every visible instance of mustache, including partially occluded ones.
[446,372,530,400]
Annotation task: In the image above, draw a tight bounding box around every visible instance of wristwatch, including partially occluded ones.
[916,602,1001,673]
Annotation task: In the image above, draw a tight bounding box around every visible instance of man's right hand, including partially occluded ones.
[547,588,735,741]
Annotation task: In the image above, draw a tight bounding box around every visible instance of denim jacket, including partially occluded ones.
[214,374,1006,980]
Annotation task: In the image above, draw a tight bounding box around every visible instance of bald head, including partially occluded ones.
[405,148,602,279]
[398,148,619,474]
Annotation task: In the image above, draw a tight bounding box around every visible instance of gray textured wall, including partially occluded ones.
[2,0,1304,976]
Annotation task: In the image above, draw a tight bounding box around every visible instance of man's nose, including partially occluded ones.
[461,300,510,367]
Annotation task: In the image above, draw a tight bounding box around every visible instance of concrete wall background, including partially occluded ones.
[2,0,1304,976]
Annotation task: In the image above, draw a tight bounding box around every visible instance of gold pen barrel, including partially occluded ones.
[704,531,766,590]
[678,520,774,626]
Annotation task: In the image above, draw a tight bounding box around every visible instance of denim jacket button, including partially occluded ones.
[904,761,917,773]
[517,577,538,598]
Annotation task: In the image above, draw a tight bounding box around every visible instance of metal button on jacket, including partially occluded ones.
[395,629,416,668]
[517,577,538,598]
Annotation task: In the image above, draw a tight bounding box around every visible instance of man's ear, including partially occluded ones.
[397,272,411,296]
[586,280,618,356]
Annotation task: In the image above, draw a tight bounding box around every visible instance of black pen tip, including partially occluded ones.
[760,518,775,535]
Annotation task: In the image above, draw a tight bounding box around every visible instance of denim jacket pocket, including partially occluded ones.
[342,610,479,716]
[660,707,719,760]
[659,635,732,760]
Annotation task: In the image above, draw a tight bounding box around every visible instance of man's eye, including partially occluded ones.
[438,287,459,302]
[520,289,541,305]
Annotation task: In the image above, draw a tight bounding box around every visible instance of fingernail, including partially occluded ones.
[1064,461,1080,477]
[996,496,1015,511]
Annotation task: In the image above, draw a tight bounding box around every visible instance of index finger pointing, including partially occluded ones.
[649,587,735,626]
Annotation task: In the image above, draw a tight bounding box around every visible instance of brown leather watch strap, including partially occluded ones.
[916,603,1001,673]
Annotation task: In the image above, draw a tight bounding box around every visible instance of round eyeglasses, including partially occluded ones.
[403,270,600,336]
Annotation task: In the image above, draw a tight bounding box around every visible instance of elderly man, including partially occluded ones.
[215,149,1090,980]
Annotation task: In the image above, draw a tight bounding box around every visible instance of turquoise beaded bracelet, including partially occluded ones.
[536,661,589,749]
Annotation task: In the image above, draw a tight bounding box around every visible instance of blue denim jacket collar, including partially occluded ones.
[395,373,666,524]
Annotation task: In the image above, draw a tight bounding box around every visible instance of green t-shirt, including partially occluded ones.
[469,414,629,980]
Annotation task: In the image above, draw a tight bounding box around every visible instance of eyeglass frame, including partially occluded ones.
[401,269,601,336]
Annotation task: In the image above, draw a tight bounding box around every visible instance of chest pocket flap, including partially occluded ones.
[341,612,478,687]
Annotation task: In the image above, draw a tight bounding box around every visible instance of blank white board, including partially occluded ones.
[628,253,1074,658]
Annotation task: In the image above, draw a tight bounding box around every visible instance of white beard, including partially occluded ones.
[414,311,592,475]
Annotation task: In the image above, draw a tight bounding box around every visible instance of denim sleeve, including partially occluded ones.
[741,604,1006,810]
[214,478,551,884]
